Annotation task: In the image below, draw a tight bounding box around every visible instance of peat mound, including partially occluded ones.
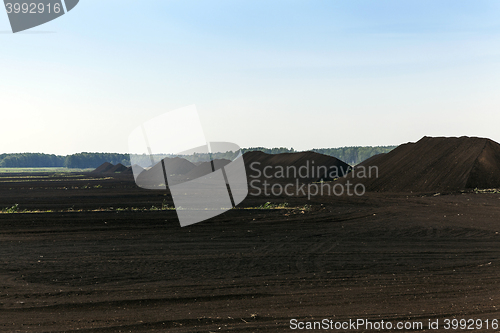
[91,162,114,174]
[107,163,128,173]
[134,157,197,186]
[92,162,133,175]
[183,159,231,180]
[346,136,500,192]
[121,166,134,174]
[358,153,386,166]
[163,157,197,175]
[243,151,351,182]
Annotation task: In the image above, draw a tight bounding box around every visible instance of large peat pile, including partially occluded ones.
[348,136,500,192]
[243,151,351,183]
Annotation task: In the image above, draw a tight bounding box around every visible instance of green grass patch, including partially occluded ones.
[242,201,311,211]
[0,200,177,214]
[257,201,289,209]
[0,200,312,214]
[0,167,93,173]
[473,188,500,194]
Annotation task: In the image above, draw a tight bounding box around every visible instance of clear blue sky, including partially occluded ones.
[2,0,500,154]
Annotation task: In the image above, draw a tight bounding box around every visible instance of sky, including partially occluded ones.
[1,0,500,155]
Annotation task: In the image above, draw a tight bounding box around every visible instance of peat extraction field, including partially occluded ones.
[0,165,499,332]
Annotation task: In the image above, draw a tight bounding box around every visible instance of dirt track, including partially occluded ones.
[0,173,500,332]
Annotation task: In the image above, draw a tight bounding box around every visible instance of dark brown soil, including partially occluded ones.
[0,171,499,332]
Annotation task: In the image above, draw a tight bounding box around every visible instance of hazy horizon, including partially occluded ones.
[1,144,399,156]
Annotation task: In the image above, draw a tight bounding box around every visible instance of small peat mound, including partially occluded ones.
[163,157,197,175]
[134,157,197,187]
[183,159,231,180]
[107,163,128,173]
[91,162,134,177]
[121,166,134,174]
[243,151,351,183]
[91,162,114,174]
[346,136,500,193]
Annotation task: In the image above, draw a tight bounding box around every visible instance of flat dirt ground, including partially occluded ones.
[1,172,500,332]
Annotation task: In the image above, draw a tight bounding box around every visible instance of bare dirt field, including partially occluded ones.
[0,172,499,332]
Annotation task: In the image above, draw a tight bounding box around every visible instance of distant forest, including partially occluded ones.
[241,146,397,165]
[0,146,396,168]
[0,153,130,169]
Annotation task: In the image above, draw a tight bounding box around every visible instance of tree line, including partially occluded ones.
[310,146,396,165]
[0,146,396,168]
[0,153,130,168]
[242,146,397,165]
